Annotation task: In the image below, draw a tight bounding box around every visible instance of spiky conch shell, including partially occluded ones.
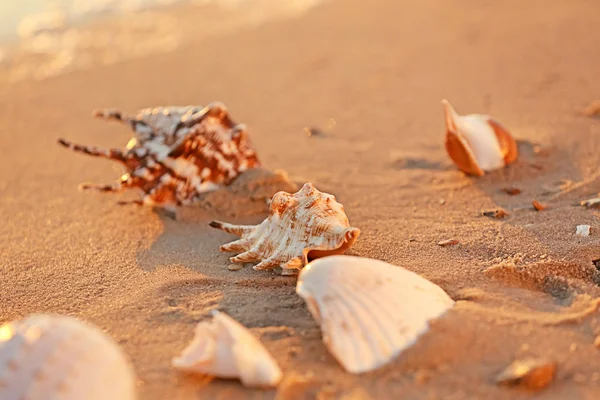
[57,103,260,210]
[443,99,518,176]
[296,255,455,374]
[0,314,136,400]
[209,183,360,275]
[172,311,282,388]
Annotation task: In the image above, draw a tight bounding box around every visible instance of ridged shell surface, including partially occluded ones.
[0,314,136,400]
[209,183,360,275]
[296,255,455,374]
[57,102,260,210]
[172,311,282,388]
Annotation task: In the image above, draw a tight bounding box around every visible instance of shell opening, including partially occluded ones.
[306,227,360,261]
[172,325,215,370]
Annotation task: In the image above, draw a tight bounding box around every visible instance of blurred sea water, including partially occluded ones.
[0,0,325,83]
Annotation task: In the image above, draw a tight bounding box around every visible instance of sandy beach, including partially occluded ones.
[2,0,600,398]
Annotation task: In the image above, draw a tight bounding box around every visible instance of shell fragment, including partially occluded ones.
[576,225,591,237]
[443,99,518,176]
[172,311,282,388]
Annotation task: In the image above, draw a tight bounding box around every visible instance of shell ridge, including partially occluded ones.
[0,315,136,400]
[296,256,455,374]
[230,247,262,263]
[320,284,365,372]
[329,282,385,370]
[220,238,252,253]
[254,226,295,269]
[332,277,398,367]
[338,273,404,355]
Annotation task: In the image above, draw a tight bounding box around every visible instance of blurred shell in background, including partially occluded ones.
[443,99,518,176]
[0,314,137,400]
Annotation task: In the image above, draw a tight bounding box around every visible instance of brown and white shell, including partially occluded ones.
[57,102,260,211]
[209,183,360,275]
[443,99,518,176]
[0,314,136,400]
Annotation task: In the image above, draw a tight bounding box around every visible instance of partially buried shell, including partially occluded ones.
[172,311,282,388]
[443,99,518,176]
[296,255,455,374]
[57,103,260,211]
[0,314,136,400]
[209,183,360,275]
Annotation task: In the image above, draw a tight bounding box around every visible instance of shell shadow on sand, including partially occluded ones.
[457,139,600,316]
[136,167,299,272]
[391,157,452,171]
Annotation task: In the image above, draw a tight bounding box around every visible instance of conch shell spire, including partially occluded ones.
[442,99,518,176]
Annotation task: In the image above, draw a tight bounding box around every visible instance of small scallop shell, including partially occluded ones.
[0,314,136,400]
[209,183,360,275]
[57,102,260,211]
[172,311,282,388]
[296,255,454,374]
[443,99,518,176]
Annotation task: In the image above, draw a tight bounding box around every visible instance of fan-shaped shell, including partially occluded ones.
[209,183,360,275]
[57,102,260,211]
[0,314,136,400]
[443,99,518,176]
[172,311,282,388]
[296,255,455,374]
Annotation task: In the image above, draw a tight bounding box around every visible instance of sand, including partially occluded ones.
[1,0,600,398]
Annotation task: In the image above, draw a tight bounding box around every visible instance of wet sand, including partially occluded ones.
[1,0,600,398]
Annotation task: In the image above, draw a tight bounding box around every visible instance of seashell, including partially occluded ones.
[503,187,522,196]
[532,199,547,211]
[581,197,600,209]
[437,238,459,247]
[209,183,360,275]
[172,311,282,388]
[57,102,260,212]
[442,99,518,176]
[482,208,508,219]
[495,357,556,390]
[576,225,591,237]
[295,255,455,374]
[0,314,136,400]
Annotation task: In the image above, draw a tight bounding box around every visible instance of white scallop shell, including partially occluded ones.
[296,255,455,374]
[443,99,518,176]
[172,311,282,388]
[0,314,137,400]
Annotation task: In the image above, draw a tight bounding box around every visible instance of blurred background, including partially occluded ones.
[0,0,324,83]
